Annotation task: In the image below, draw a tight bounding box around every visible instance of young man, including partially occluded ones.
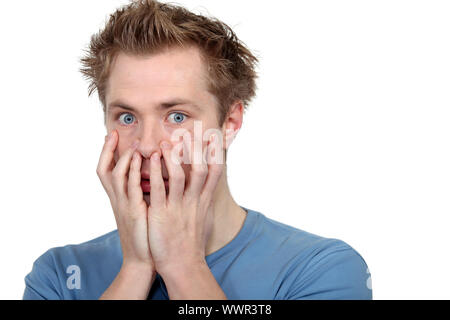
[23,0,372,300]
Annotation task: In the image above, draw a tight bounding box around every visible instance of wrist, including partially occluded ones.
[158,258,206,280]
[100,261,156,300]
[121,261,156,277]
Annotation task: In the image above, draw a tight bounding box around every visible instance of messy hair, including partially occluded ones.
[78,0,259,127]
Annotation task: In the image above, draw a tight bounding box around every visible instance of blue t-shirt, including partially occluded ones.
[22,206,372,300]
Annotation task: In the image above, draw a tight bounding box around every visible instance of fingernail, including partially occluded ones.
[152,152,160,161]
[106,131,115,142]
[161,141,171,149]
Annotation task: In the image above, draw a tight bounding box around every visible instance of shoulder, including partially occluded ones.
[252,209,347,255]
[22,230,120,300]
[285,238,372,300]
[38,229,120,270]
[249,209,372,299]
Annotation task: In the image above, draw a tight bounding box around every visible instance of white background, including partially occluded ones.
[0,0,449,300]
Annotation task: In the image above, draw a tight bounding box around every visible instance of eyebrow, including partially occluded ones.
[108,99,202,113]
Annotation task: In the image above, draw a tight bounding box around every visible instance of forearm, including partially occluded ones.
[160,261,227,300]
[99,263,156,300]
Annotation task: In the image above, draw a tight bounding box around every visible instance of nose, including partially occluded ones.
[134,119,166,160]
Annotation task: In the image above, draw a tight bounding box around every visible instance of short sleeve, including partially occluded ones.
[286,244,373,300]
[22,250,62,300]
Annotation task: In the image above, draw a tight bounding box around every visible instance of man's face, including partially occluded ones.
[105,45,222,205]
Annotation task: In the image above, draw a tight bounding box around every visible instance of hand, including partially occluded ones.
[96,130,155,272]
[147,133,224,275]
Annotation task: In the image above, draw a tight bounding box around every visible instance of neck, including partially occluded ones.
[205,163,248,256]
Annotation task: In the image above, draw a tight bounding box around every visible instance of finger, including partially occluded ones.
[184,133,208,200]
[160,141,185,204]
[128,150,144,204]
[200,134,224,204]
[111,139,140,203]
[96,130,118,199]
[149,151,166,208]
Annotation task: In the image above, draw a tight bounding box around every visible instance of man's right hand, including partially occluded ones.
[96,130,156,299]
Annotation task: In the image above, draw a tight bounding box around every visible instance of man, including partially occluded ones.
[23,0,372,300]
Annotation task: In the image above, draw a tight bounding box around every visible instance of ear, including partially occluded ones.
[221,100,244,150]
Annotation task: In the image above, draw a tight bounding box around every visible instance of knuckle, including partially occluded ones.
[184,196,199,207]
[192,166,208,176]
[210,165,223,176]
[97,170,107,182]
[96,164,104,175]
[129,159,136,170]
[171,173,184,184]
[128,178,137,190]
[173,168,185,178]
[111,168,122,180]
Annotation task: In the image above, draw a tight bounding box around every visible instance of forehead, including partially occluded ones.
[106,46,210,105]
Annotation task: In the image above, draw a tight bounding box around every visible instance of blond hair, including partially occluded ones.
[79,0,259,127]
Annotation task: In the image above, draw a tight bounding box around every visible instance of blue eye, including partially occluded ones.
[118,113,135,125]
[116,112,188,126]
[168,112,188,124]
